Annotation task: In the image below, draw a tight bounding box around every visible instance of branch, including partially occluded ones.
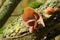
[0,0,21,27]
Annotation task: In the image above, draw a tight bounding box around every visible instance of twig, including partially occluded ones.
[6,32,31,39]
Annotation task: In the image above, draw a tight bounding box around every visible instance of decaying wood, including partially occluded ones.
[35,0,60,39]
[3,0,60,40]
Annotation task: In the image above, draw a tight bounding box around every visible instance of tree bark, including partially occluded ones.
[3,0,60,40]
[0,0,21,27]
[35,0,60,39]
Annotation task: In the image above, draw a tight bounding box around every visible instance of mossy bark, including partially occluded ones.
[35,0,60,39]
[3,0,60,40]
[0,0,21,27]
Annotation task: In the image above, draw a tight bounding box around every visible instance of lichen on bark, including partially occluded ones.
[2,0,60,40]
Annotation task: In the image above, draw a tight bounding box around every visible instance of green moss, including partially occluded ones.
[0,28,5,34]
[29,2,43,9]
